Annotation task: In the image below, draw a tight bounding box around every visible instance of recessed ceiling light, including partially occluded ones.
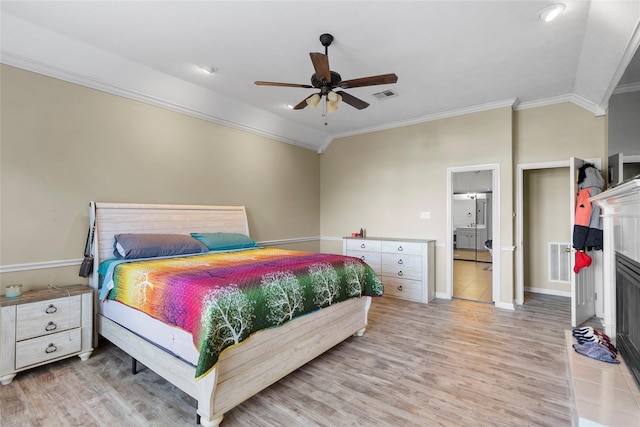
[197,64,216,74]
[539,3,566,22]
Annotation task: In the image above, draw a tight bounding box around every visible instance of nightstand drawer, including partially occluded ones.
[15,328,82,369]
[16,295,81,341]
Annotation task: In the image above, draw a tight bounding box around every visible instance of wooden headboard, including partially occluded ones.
[89,202,249,291]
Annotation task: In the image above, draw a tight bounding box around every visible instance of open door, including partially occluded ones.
[570,157,597,327]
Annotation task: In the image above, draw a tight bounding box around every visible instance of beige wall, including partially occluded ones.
[514,102,606,164]
[514,103,606,299]
[1,65,608,304]
[320,107,514,302]
[523,167,571,294]
[0,65,320,291]
[321,102,606,305]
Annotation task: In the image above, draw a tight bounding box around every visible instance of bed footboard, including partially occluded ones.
[99,296,372,426]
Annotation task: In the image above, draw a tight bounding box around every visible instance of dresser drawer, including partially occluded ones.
[15,328,82,369]
[382,277,423,301]
[347,251,381,274]
[16,295,82,341]
[381,264,422,281]
[381,253,422,269]
[381,241,422,255]
[346,239,382,252]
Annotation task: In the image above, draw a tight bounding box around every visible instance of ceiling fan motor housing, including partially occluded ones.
[311,71,342,92]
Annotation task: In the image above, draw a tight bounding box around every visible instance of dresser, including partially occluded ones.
[343,237,435,303]
[0,284,93,385]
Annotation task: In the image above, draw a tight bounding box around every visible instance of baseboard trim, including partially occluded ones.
[525,286,571,298]
[494,301,516,311]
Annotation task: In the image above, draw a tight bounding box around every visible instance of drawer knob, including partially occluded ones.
[45,321,57,332]
[397,246,403,252]
[397,285,403,291]
[360,243,366,249]
[397,270,404,276]
[45,344,57,354]
[45,304,57,314]
[397,259,403,264]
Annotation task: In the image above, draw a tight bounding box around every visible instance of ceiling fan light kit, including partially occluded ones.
[255,33,398,125]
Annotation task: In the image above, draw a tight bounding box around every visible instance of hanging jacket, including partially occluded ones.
[572,165,604,251]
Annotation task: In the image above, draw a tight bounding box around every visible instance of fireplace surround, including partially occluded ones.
[591,177,640,387]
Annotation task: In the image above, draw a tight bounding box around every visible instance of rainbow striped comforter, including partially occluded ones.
[102,248,383,378]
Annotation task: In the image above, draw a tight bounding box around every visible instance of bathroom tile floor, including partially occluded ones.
[565,330,640,426]
[453,259,492,303]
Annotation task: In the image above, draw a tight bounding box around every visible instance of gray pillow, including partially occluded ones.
[113,234,208,259]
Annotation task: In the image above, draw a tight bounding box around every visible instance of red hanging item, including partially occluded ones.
[574,251,592,274]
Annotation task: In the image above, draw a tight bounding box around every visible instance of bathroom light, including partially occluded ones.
[539,3,565,22]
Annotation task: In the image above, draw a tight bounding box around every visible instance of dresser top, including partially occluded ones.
[0,284,91,307]
[343,236,436,243]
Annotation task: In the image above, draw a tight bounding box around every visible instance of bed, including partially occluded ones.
[88,202,382,426]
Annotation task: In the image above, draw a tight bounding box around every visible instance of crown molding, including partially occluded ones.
[613,82,640,95]
[327,98,518,144]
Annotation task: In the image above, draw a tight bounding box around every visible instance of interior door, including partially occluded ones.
[570,157,596,327]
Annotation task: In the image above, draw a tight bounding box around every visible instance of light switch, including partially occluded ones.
[420,211,431,219]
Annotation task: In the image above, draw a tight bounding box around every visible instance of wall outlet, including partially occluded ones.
[420,211,431,219]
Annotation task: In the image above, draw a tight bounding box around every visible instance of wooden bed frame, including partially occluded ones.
[88,202,372,426]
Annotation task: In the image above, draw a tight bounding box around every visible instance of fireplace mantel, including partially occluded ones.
[590,177,640,340]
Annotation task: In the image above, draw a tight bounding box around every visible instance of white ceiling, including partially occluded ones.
[1,1,639,152]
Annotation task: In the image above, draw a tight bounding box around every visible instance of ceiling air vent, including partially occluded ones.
[372,89,398,100]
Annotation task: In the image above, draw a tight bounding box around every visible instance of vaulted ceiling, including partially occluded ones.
[2,1,639,152]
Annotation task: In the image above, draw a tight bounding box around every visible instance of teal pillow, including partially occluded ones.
[190,232,258,251]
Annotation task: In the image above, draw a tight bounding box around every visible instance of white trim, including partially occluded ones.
[332,99,518,141]
[525,287,571,298]
[494,301,515,311]
[0,237,322,273]
[258,237,320,246]
[0,259,83,273]
[514,93,602,115]
[447,164,501,304]
[596,20,640,111]
[613,82,640,95]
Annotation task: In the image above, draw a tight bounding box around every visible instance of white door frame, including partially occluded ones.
[515,158,602,306]
[446,164,501,302]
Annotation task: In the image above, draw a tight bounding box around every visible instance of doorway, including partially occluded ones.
[446,164,500,305]
[515,159,603,319]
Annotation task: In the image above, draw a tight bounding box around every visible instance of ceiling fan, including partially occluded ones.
[255,33,398,125]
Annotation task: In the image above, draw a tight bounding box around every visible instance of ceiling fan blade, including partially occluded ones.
[336,91,369,110]
[309,52,331,82]
[255,81,314,88]
[339,73,398,89]
[292,94,314,110]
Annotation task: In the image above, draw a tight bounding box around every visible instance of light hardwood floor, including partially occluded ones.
[1,293,577,427]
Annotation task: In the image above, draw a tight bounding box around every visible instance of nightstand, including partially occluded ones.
[0,284,93,385]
